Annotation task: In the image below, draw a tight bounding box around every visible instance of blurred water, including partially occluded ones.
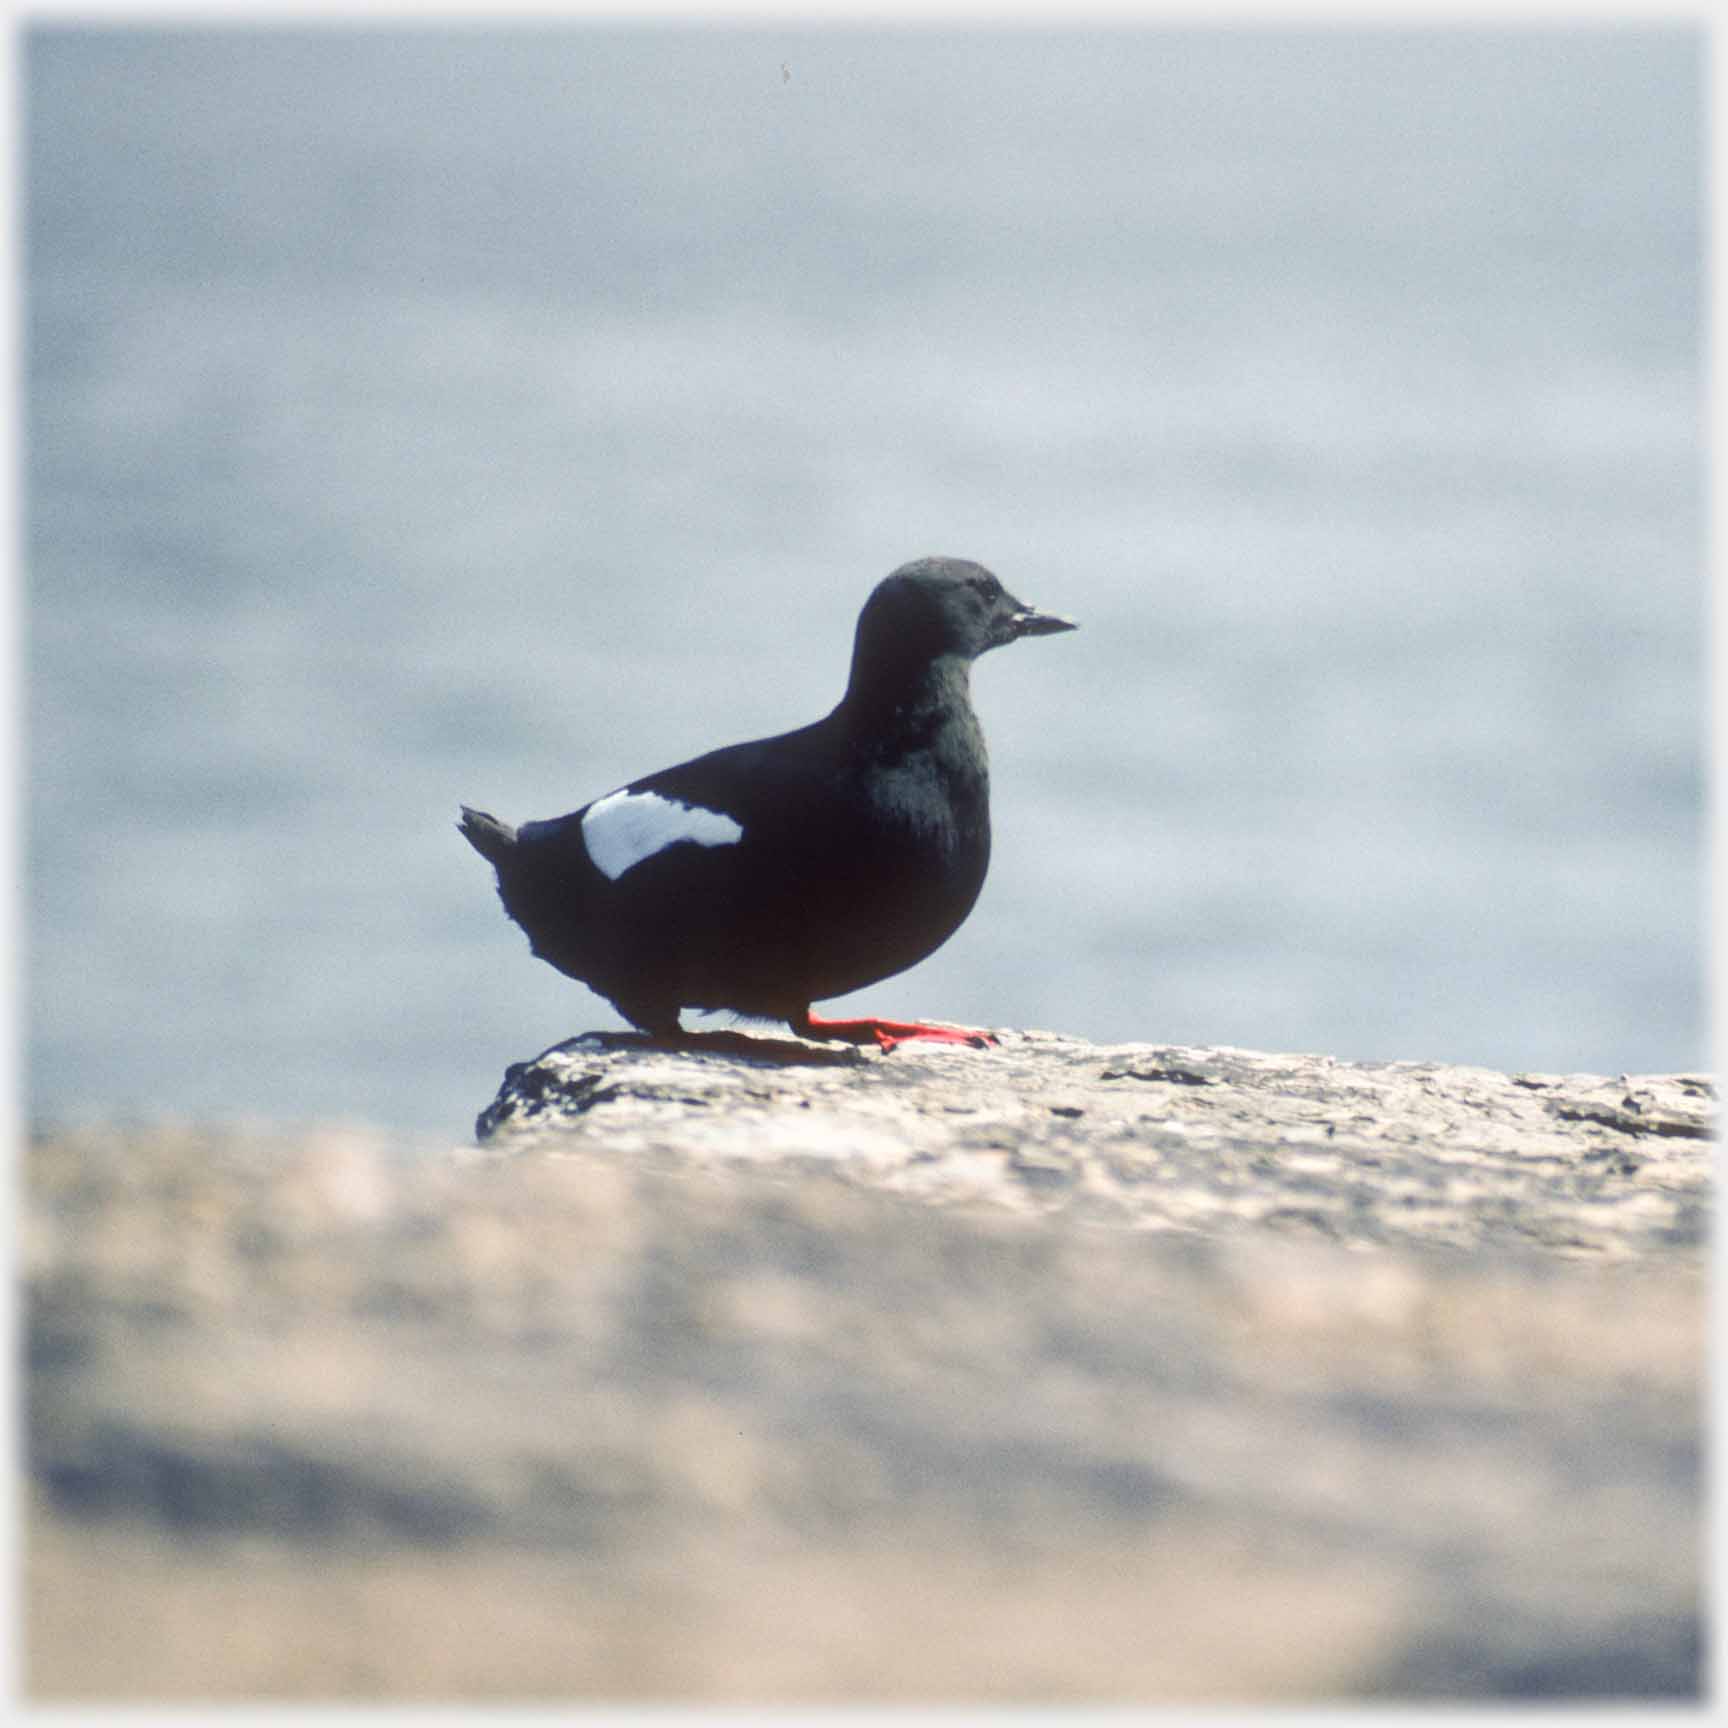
[26,26,1703,1136]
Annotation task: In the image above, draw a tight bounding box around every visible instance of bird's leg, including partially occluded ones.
[618,1002,687,1045]
[790,1009,998,1053]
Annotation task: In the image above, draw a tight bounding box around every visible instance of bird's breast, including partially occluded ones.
[864,753,985,845]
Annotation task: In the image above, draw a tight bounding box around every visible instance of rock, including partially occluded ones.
[475,1029,1712,1258]
[24,1031,1708,1702]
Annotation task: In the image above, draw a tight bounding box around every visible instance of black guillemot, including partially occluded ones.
[459,555,1076,1051]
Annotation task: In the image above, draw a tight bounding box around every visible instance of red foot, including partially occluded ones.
[795,1012,999,1053]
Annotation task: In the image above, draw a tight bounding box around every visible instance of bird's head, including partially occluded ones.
[849,557,1077,696]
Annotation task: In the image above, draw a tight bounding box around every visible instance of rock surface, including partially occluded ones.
[478,1028,1712,1256]
[25,1030,1709,1701]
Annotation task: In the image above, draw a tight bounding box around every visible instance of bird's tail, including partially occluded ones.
[458,805,518,866]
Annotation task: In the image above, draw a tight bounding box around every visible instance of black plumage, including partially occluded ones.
[459,555,1076,1049]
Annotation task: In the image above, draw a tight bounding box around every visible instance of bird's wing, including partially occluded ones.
[506,719,845,892]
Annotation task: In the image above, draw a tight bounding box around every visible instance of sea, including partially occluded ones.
[25,24,1705,1137]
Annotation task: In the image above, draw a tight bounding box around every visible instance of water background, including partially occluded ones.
[26,26,1704,1137]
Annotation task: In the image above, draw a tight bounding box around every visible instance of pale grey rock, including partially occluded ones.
[24,1030,1709,1702]
[476,1029,1712,1258]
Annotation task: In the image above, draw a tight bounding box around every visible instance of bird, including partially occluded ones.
[458,555,1076,1051]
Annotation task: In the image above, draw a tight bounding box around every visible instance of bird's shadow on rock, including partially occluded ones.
[535,1028,867,1068]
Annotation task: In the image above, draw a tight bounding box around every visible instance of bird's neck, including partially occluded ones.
[838,653,976,740]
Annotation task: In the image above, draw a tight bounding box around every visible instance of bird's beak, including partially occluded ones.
[1007,605,1079,639]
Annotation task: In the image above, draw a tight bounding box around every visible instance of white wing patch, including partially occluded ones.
[581,788,744,882]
